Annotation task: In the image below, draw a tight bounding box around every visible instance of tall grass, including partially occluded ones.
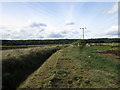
[2,46,61,89]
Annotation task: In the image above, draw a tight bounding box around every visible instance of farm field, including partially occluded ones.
[18,45,119,88]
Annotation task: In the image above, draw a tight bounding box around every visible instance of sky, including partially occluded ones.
[0,2,119,40]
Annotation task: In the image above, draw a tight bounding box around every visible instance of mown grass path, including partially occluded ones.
[18,45,119,88]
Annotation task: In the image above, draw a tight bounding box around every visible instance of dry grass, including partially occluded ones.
[2,45,62,89]
[2,46,56,60]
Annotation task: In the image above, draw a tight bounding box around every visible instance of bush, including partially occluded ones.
[72,40,86,49]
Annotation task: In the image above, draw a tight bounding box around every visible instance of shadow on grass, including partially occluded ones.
[2,47,60,89]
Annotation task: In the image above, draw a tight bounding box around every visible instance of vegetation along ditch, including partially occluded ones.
[2,45,66,89]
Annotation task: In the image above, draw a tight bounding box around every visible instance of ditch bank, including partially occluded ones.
[2,46,62,89]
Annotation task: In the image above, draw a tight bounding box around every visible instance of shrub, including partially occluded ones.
[72,40,86,49]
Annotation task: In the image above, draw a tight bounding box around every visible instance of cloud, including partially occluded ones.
[105,25,119,36]
[48,33,64,38]
[1,21,48,40]
[1,20,85,40]
[0,27,14,40]
[30,22,47,28]
[61,31,69,34]
[64,21,75,25]
[102,3,119,14]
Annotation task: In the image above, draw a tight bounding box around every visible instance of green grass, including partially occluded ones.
[82,46,118,73]
[67,45,118,73]
[80,46,119,87]
[61,45,119,87]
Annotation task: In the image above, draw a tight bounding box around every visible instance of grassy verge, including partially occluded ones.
[2,45,64,89]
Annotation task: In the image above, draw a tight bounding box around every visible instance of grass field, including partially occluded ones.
[18,45,119,88]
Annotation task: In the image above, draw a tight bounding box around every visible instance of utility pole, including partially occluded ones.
[80,27,86,40]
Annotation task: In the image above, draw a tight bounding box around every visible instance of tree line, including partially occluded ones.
[2,39,78,46]
[1,38,120,46]
[85,38,120,43]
